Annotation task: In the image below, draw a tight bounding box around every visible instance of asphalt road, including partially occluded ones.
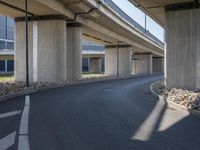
[0,75,200,150]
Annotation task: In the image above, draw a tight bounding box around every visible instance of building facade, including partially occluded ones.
[0,16,14,74]
[0,16,104,75]
[82,40,105,73]
[0,14,163,76]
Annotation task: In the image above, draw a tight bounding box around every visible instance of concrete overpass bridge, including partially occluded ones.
[129,0,200,89]
[0,0,164,82]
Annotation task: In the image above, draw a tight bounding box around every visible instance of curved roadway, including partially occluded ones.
[0,75,200,150]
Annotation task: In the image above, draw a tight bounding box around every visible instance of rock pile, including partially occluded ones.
[0,75,117,97]
[167,88,200,110]
[153,80,200,111]
[0,81,32,96]
[152,80,169,96]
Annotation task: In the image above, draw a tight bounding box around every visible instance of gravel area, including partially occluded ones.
[153,80,200,111]
[0,81,31,96]
[0,76,117,97]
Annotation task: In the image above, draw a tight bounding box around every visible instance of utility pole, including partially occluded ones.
[117,42,119,77]
[25,0,29,87]
[145,14,147,34]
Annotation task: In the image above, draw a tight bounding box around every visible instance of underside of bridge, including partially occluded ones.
[129,0,200,89]
[0,0,164,82]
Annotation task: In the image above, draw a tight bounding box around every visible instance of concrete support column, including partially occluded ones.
[165,5,200,89]
[15,21,34,81]
[132,53,153,75]
[66,23,82,80]
[15,18,67,82]
[105,45,132,77]
[153,57,164,73]
[89,58,101,73]
[148,54,153,74]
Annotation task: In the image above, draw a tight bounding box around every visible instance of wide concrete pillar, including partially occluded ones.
[153,57,164,73]
[89,58,101,73]
[105,45,132,77]
[15,18,67,82]
[165,4,200,89]
[132,53,152,75]
[66,23,82,80]
[15,21,33,82]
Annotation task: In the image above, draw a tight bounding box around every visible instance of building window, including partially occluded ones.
[0,16,14,39]
[0,25,6,38]
[0,16,6,26]
[7,42,14,49]
[6,27,14,40]
[0,60,5,71]
[6,17,14,27]
[7,60,14,72]
[0,16,6,38]
[0,40,6,49]
[6,17,14,40]
[82,58,89,72]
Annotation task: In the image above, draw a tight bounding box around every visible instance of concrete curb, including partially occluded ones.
[0,89,37,103]
[0,73,162,103]
[0,79,113,103]
[150,81,200,117]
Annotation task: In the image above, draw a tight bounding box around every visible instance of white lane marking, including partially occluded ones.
[18,95,30,150]
[19,96,30,135]
[18,135,30,150]
[25,96,30,106]
[0,131,16,150]
[0,110,21,119]
[19,106,30,135]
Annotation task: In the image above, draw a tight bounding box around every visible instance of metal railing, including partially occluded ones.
[103,0,164,46]
[0,48,14,51]
[82,45,105,51]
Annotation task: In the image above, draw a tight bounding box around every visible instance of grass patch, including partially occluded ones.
[0,75,15,82]
[82,73,105,78]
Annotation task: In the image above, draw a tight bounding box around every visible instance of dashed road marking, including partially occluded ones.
[25,96,30,106]
[104,89,113,92]
[19,106,29,135]
[0,96,30,149]
[0,110,21,119]
[18,95,30,150]
[0,131,16,150]
[18,135,29,150]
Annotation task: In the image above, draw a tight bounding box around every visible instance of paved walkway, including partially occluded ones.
[0,75,200,150]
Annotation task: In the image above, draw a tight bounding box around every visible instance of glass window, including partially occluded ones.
[0,60,5,71]
[0,16,14,39]
[82,58,89,72]
[0,40,6,49]
[0,16,6,26]
[6,17,14,27]
[101,57,105,72]
[6,27,14,40]
[7,60,14,72]
[0,25,6,38]
[6,42,14,49]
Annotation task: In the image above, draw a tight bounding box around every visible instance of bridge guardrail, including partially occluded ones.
[103,0,164,47]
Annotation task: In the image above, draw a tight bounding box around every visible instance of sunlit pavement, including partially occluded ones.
[0,75,200,150]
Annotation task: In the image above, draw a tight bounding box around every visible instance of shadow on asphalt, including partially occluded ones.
[129,95,200,150]
[28,75,200,150]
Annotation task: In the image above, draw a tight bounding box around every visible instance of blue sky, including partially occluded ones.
[111,0,164,42]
